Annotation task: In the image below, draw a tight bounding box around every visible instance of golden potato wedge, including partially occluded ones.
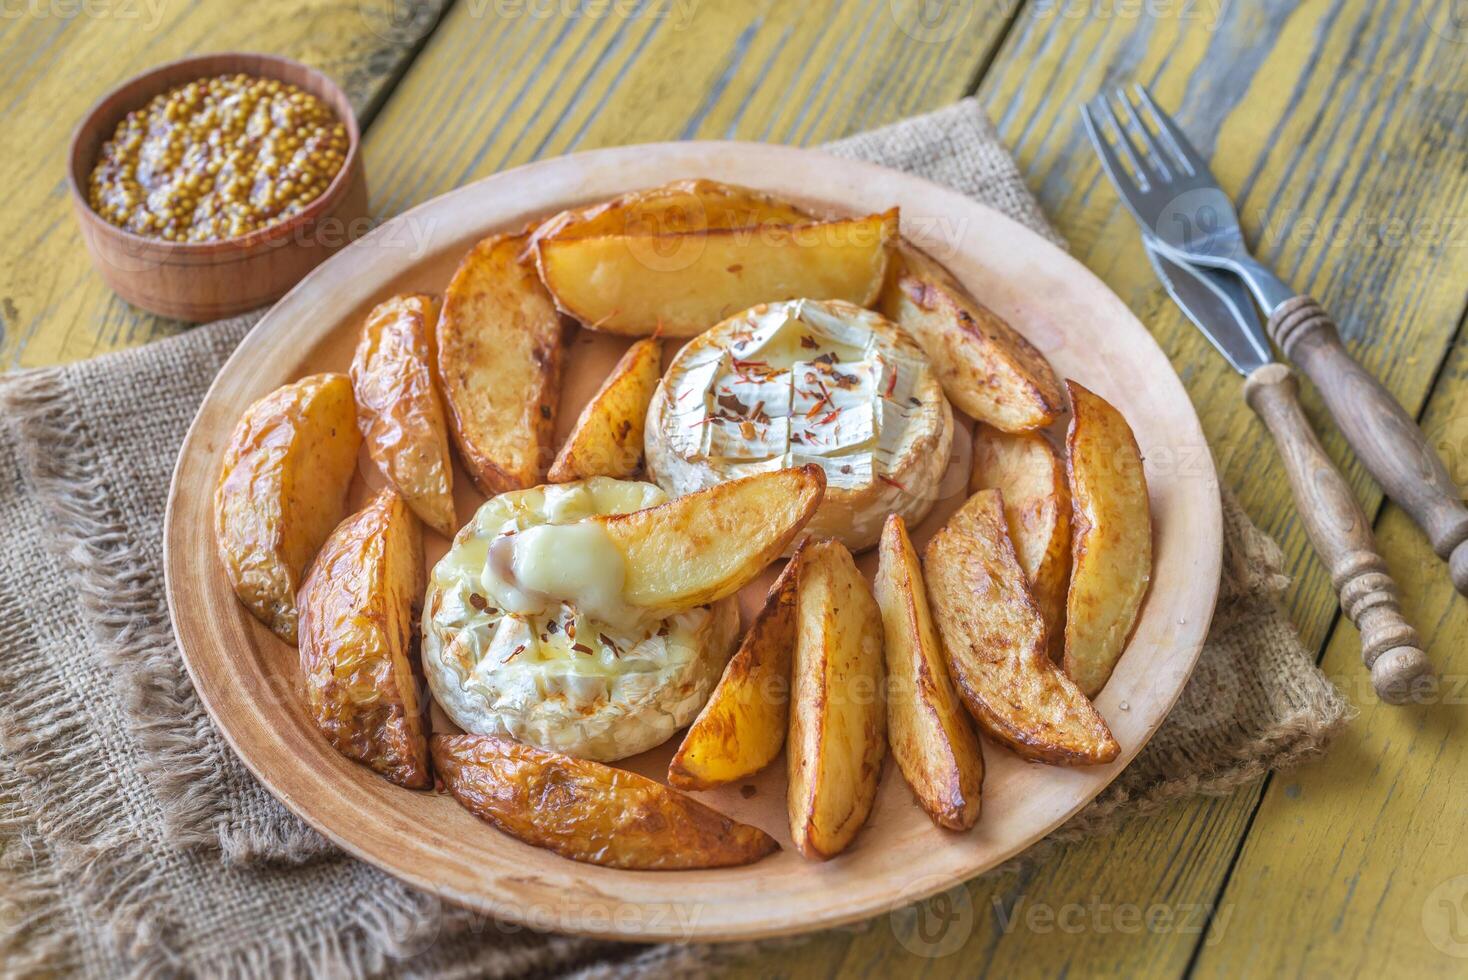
[787,538,887,860]
[875,515,983,830]
[924,489,1118,765]
[970,424,1071,659]
[350,293,457,537]
[214,372,361,644]
[597,464,825,610]
[547,337,661,483]
[432,733,778,870]
[298,489,428,788]
[880,243,1063,431]
[526,178,813,247]
[666,544,805,791]
[437,233,564,495]
[1064,381,1152,698]
[535,209,898,338]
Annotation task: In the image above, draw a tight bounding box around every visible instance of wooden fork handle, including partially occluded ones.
[1270,296,1468,597]
[1244,364,1432,704]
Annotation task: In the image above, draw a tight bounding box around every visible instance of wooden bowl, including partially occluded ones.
[67,52,368,322]
[164,142,1224,942]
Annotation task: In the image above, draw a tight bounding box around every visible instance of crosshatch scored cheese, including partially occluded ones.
[645,298,952,551]
[421,478,738,762]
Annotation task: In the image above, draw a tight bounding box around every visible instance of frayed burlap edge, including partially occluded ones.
[0,365,326,866]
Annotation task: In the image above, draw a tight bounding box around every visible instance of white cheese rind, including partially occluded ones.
[421,478,739,761]
[646,299,953,551]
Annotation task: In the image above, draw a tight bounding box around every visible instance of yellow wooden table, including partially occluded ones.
[7,1,1466,975]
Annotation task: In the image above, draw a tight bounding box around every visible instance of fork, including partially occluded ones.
[1083,85,1468,599]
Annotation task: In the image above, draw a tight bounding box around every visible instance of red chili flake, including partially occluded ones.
[879,474,907,491]
[733,358,769,370]
[546,620,560,634]
[565,620,577,639]
[885,371,898,397]
[656,623,671,637]
[503,644,526,663]
[819,409,841,425]
[598,633,621,658]
[572,642,593,655]
[468,593,488,611]
[799,335,818,349]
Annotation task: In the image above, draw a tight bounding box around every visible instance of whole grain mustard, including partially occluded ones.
[88,73,349,242]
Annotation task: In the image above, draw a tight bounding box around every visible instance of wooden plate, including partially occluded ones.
[164,142,1221,943]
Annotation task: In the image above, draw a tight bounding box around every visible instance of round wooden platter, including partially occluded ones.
[164,142,1222,943]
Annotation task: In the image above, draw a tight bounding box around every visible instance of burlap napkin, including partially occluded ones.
[0,99,1352,978]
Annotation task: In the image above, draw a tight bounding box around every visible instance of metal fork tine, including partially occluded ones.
[1081,102,1147,200]
[1114,88,1172,182]
[1086,95,1151,193]
[1132,84,1206,178]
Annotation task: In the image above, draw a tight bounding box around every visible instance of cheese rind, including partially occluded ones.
[646,299,953,551]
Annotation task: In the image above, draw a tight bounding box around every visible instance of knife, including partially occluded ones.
[1144,237,1432,704]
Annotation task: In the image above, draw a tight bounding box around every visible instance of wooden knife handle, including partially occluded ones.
[1244,364,1432,704]
[1270,296,1468,596]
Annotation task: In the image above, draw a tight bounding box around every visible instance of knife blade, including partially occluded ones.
[1142,236,1272,375]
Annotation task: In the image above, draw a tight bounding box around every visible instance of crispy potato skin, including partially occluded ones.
[214,372,361,644]
[437,233,564,495]
[924,490,1118,765]
[350,294,457,537]
[535,210,898,338]
[432,734,779,869]
[787,539,887,860]
[970,424,1071,660]
[547,338,661,483]
[598,464,826,611]
[667,545,805,790]
[1063,382,1153,698]
[526,178,814,248]
[298,489,429,789]
[875,516,983,830]
[880,244,1063,432]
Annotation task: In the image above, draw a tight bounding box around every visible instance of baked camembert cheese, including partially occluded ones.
[645,298,952,551]
[422,478,738,762]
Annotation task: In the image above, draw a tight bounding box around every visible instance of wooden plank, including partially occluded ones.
[354,0,1017,217]
[0,0,447,369]
[726,1,1468,976]
[1192,333,1468,978]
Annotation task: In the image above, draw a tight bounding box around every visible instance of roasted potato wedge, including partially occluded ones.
[215,372,361,644]
[526,178,813,247]
[598,464,825,611]
[1064,381,1152,698]
[298,489,429,788]
[432,734,778,870]
[547,337,661,483]
[787,538,887,860]
[350,293,457,537]
[437,233,564,495]
[875,515,983,830]
[924,490,1118,765]
[667,545,805,790]
[880,243,1063,431]
[970,424,1071,659]
[535,209,898,337]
